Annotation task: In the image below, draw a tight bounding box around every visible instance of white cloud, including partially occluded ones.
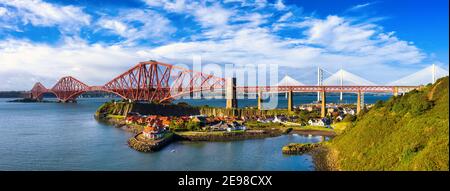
[348,2,374,11]
[298,16,424,64]
[98,19,130,37]
[141,0,274,39]
[194,3,233,28]
[96,9,175,45]
[278,12,293,22]
[0,0,91,33]
[0,6,6,16]
[0,39,148,90]
[274,0,286,10]
[254,0,267,8]
[142,0,189,13]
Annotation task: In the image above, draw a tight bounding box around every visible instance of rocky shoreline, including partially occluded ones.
[175,129,284,142]
[282,143,321,155]
[280,143,340,171]
[128,133,174,152]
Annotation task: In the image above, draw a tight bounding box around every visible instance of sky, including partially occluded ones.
[0,0,448,90]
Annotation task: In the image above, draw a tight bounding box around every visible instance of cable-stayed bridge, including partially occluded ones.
[388,64,449,86]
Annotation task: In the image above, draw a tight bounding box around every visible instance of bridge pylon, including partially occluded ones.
[317,67,323,102]
[321,90,326,118]
[393,86,399,96]
[257,90,262,110]
[226,77,237,109]
[287,89,293,112]
[357,91,361,114]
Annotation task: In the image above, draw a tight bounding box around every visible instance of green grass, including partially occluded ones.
[329,77,449,171]
[330,122,352,134]
[246,121,282,128]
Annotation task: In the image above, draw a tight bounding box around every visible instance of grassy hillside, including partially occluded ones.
[329,76,449,171]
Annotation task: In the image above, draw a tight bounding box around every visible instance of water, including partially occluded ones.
[175,93,392,108]
[0,94,390,170]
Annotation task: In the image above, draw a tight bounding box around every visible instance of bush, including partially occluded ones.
[342,114,356,122]
[186,121,201,131]
[373,100,384,109]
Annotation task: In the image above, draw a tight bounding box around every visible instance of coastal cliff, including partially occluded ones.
[318,77,449,171]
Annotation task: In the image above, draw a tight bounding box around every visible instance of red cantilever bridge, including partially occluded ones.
[30,60,227,103]
[30,60,419,116]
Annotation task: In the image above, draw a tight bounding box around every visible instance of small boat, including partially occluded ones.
[170,149,176,153]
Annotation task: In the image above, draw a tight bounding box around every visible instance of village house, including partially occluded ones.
[257,116,273,123]
[125,116,138,124]
[308,118,324,126]
[343,108,356,115]
[272,115,288,123]
[227,122,247,132]
[142,119,166,140]
[159,116,171,127]
[308,118,331,127]
[208,121,229,131]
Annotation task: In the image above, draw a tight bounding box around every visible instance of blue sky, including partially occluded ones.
[0,0,448,90]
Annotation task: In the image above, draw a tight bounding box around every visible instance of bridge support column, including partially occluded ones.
[357,91,361,114]
[226,77,237,109]
[393,86,398,96]
[287,89,293,112]
[321,91,326,118]
[257,90,262,110]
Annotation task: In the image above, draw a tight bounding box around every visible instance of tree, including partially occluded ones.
[186,120,201,131]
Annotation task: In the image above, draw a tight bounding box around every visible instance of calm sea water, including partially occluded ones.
[0,94,390,170]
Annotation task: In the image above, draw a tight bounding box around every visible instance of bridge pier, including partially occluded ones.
[356,91,361,114]
[226,77,237,109]
[393,86,399,96]
[321,91,326,118]
[257,90,262,110]
[287,89,293,112]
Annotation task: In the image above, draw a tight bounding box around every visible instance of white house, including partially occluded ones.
[272,116,282,123]
[308,119,325,126]
[226,122,247,132]
[343,108,356,115]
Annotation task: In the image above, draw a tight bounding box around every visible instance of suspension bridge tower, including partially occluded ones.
[317,66,323,102]
[432,64,436,83]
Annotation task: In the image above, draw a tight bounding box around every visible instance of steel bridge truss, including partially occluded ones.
[30,61,226,102]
